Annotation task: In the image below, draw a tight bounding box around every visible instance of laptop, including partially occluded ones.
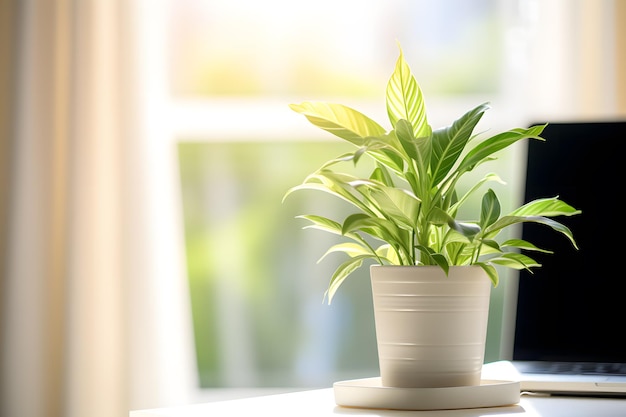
[482,121,626,396]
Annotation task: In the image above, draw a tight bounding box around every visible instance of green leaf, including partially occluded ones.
[415,245,450,272]
[486,215,578,249]
[375,244,400,264]
[363,133,407,172]
[481,239,501,252]
[289,101,387,146]
[296,214,343,235]
[458,125,546,174]
[305,170,376,214]
[285,180,369,216]
[445,241,469,264]
[395,119,431,190]
[342,213,401,243]
[489,252,541,270]
[296,214,342,231]
[395,119,419,160]
[501,239,553,253]
[429,207,481,241]
[451,221,481,241]
[385,46,431,137]
[476,262,499,286]
[480,189,501,229]
[428,206,453,226]
[362,185,420,230]
[342,213,412,263]
[449,172,505,216]
[370,164,395,187]
[509,196,581,217]
[324,256,367,304]
[318,152,355,169]
[430,103,489,186]
[317,242,376,263]
[492,198,580,248]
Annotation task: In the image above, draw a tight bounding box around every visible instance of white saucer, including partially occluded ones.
[333,377,520,411]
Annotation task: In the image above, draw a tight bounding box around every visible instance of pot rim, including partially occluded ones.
[370,264,483,270]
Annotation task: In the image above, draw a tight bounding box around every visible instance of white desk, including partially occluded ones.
[130,388,626,417]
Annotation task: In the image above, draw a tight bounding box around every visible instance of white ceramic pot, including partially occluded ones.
[370,265,491,388]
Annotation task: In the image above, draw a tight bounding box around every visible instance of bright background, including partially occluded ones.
[173,0,510,390]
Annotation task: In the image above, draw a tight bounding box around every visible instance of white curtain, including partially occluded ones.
[523,0,626,120]
[0,1,196,416]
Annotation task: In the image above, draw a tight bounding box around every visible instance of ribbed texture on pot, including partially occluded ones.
[370,266,491,388]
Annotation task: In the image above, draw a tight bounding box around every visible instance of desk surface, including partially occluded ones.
[130,388,626,417]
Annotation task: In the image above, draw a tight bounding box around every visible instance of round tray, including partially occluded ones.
[333,377,520,411]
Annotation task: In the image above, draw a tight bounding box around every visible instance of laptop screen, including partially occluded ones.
[513,121,626,363]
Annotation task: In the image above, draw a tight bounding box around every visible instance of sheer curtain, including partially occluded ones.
[0,1,196,417]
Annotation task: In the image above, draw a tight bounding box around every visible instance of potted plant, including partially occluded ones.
[283,46,580,389]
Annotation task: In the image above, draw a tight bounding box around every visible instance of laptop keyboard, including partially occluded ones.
[523,362,626,376]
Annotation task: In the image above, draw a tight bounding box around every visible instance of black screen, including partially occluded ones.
[513,121,626,362]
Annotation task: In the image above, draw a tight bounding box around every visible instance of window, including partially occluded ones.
[178,141,380,387]
[168,0,504,98]
[169,0,529,389]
